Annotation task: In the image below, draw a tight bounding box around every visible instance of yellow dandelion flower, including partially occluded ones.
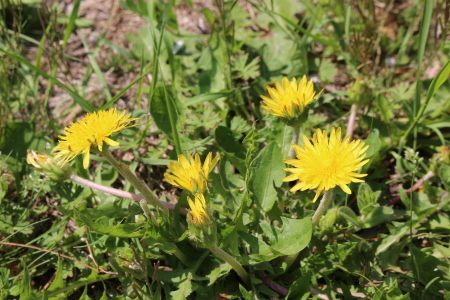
[283,127,369,202]
[187,193,210,225]
[164,153,220,194]
[260,76,321,125]
[53,108,138,169]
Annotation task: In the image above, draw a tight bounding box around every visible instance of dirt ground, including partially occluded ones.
[44,0,217,125]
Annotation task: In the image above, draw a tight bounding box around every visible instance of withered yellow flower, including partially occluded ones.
[27,150,72,182]
[187,193,210,225]
[261,76,321,125]
[164,153,219,194]
[53,108,138,169]
[27,150,52,169]
[283,127,369,202]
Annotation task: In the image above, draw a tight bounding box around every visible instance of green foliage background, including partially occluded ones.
[1,0,450,299]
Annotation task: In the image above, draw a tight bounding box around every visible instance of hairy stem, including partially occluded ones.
[69,174,187,215]
[101,148,169,215]
[312,189,334,227]
[346,104,358,141]
[288,126,301,159]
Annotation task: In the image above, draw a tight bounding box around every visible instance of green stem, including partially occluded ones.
[284,189,334,270]
[283,250,299,271]
[172,244,191,267]
[288,126,301,159]
[210,244,250,286]
[139,199,159,226]
[101,148,169,215]
[311,189,334,227]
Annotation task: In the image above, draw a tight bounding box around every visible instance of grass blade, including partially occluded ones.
[62,0,82,50]
[81,37,112,101]
[410,0,434,150]
[399,60,450,149]
[1,49,95,113]
[100,72,151,110]
[183,87,250,107]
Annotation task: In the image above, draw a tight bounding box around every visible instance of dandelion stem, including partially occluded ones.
[100,148,169,215]
[312,189,334,227]
[283,251,299,271]
[139,199,159,226]
[346,104,358,141]
[288,126,301,159]
[69,174,187,215]
[210,244,250,286]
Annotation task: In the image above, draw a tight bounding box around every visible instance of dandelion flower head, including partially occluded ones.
[283,127,369,202]
[260,76,321,124]
[164,153,220,194]
[53,108,138,169]
[187,193,210,225]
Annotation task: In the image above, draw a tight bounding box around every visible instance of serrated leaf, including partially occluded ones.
[338,206,364,228]
[19,261,32,300]
[248,143,285,212]
[287,273,311,300]
[32,274,114,300]
[386,280,411,300]
[215,126,247,174]
[170,277,195,300]
[438,164,450,189]
[357,183,381,215]
[0,122,47,174]
[230,116,252,135]
[99,289,108,300]
[390,82,414,101]
[207,264,232,286]
[232,53,260,80]
[361,206,394,228]
[375,224,409,255]
[239,285,253,300]
[377,94,394,123]
[0,178,7,202]
[319,208,339,230]
[318,58,338,83]
[47,256,66,300]
[75,210,146,238]
[79,285,91,300]
[410,244,443,294]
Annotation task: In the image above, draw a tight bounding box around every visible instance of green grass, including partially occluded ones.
[1,0,450,299]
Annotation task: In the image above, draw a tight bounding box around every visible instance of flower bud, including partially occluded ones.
[186,193,216,248]
[27,150,72,182]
